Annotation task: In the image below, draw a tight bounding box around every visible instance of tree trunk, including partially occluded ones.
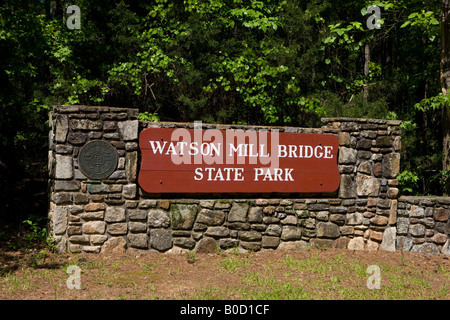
[441,0,450,194]
[364,42,370,101]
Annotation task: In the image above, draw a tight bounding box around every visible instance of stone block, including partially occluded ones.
[248,207,263,223]
[434,208,449,222]
[53,206,68,235]
[118,120,139,141]
[194,237,217,253]
[382,153,400,178]
[171,204,198,229]
[281,226,302,241]
[348,237,365,250]
[105,207,126,222]
[173,238,196,250]
[238,230,262,242]
[123,184,137,199]
[83,221,106,234]
[55,114,69,143]
[356,173,380,197]
[196,209,225,226]
[339,147,357,164]
[107,223,127,235]
[380,227,396,251]
[261,236,280,248]
[339,174,356,198]
[228,202,249,222]
[148,209,171,228]
[316,222,340,239]
[205,226,230,238]
[128,233,148,249]
[55,155,73,179]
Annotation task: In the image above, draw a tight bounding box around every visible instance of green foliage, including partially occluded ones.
[397,170,420,195]
[0,0,449,199]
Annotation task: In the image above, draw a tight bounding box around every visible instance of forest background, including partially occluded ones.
[1,0,450,232]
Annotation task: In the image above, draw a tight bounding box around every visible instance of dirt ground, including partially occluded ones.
[0,239,449,300]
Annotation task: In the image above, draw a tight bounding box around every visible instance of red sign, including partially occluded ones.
[138,127,340,193]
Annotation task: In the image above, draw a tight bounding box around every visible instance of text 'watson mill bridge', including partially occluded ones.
[48,105,450,255]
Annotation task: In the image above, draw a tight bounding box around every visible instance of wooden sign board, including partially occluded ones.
[138,127,340,193]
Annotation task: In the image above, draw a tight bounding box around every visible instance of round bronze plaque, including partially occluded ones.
[78,140,118,180]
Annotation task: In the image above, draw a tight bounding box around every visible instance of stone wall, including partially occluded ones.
[48,105,449,255]
[396,197,450,254]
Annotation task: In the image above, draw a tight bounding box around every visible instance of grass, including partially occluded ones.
[0,249,449,300]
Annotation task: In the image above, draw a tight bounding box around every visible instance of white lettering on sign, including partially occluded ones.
[142,122,337,184]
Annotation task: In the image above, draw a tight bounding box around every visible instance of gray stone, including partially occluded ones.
[55,114,69,143]
[194,237,217,253]
[382,153,400,178]
[102,237,127,254]
[90,235,108,245]
[348,237,365,250]
[214,201,231,209]
[281,226,302,241]
[67,132,87,145]
[196,209,225,226]
[105,207,126,222]
[411,243,440,255]
[411,206,425,218]
[339,147,357,164]
[248,207,263,223]
[316,211,329,222]
[316,222,340,239]
[419,217,435,229]
[55,155,73,179]
[228,202,249,222]
[396,236,414,251]
[150,229,173,251]
[107,223,127,235]
[265,224,282,236]
[369,215,388,226]
[397,217,409,235]
[409,224,426,237]
[128,209,147,221]
[281,215,298,225]
[123,184,137,199]
[148,209,171,228]
[205,226,230,238]
[53,192,72,205]
[173,238,196,250]
[86,182,107,194]
[218,238,239,250]
[238,230,262,241]
[356,173,380,197]
[442,240,450,255]
[261,236,280,248]
[240,241,261,251]
[434,208,449,222]
[128,233,148,249]
[139,200,157,208]
[83,221,106,234]
[53,206,68,235]
[346,212,363,225]
[118,120,139,141]
[339,174,356,198]
[171,204,198,230]
[278,240,309,250]
[125,151,138,182]
[129,222,147,233]
[380,227,396,252]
